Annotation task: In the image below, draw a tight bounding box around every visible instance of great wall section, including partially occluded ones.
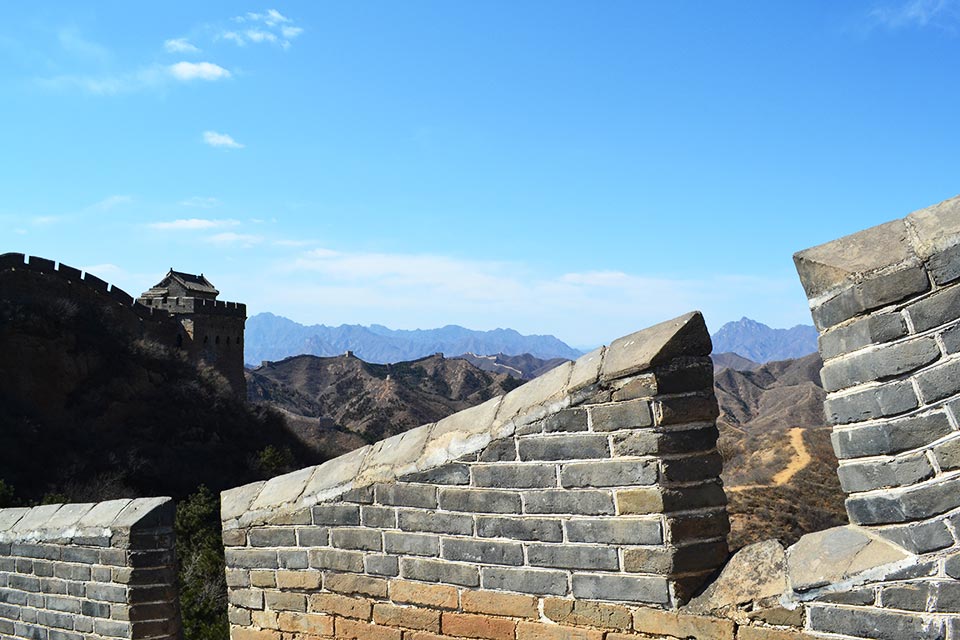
[5,195,960,639]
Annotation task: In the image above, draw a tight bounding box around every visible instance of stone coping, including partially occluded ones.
[221,311,711,530]
[794,194,960,302]
[0,497,172,543]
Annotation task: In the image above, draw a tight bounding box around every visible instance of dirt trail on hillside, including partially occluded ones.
[727,427,810,493]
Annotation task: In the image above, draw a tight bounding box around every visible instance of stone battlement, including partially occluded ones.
[138,295,246,317]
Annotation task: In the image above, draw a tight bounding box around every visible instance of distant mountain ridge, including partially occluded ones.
[711,317,818,363]
[244,313,583,365]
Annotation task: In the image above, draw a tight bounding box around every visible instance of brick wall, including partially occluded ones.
[0,497,180,640]
[220,312,743,639]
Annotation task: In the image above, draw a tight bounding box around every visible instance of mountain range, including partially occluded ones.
[711,317,818,362]
[244,313,583,365]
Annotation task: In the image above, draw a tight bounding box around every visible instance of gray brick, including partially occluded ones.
[560,459,657,488]
[523,490,615,515]
[819,312,909,360]
[476,516,563,542]
[478,439,517,462]
[85,582,126,603]
[880,583,930,610]
[384,532,439,557]
[937,437,960,471]
[808,604,943,640]
[296,526,329,547]
[571,573,669,604]
[93,619,129,639]
[565,518,662,545]
[364,554,399,577]
[248,527,297,547]
[825,381,919,425]
[312,505,359,526]
[278,549,309,569]
[812,265,930,331]
[589,400,653,432]
[81,600,111,618]
[611,426,719,457]
[936,581,960,612]
[439,488,521,514]
[224,548,278,569]
[942,324,960,354]
[398,509,473,535]
[659,452,723,484]
[228,588,263,609]
[916,356,960,403]
[399,463,471,485]
[652,359,714,394]
[229,606,252,626]
[655,393,719,425]
[480,566,567,596]
[666,510,730,541]
[14,623,48,640]
[360,506,397,529]
[400,558,479,587]
[12,544,59,560]
[820,336,940,392]
[341,486,374,504]
[528,544,618,570]
[832,411,953,459]
[37,610,76,630]
[472,463,557,488]
[908,285,960,332]
[518,434,610,461]
[441,538,523,566]
[43,596,81,614]
[542,407,588,432]
[330,527,382,551]
[308,548,363,572]
[375,484,437,509]
[847,475,960,525]
[8,575,40,592]
[60,548,99,565]
[837,453,934,493]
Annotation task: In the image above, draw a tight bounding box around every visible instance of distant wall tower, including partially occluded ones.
[138,269,247,398]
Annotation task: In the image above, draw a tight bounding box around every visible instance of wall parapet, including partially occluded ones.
[0,497,181,640]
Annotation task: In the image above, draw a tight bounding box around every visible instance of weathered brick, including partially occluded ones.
[308,548,364,572]
[330,527,383,551]
[571,573,670,604]
[632,608,734,640]
[335,618,402,640]
[400,464,471,485]
[880,583,929,610]
[517,622,604,640]
[935,435,960,470]
[84,582,126,603]
[560,459,657,488]
[438,488,521,514]
[908,285,960,332]
[248,527,297,547]
[666,510,730,541]
[542,407,588,432]
[847,475,960,525]
[250,570,277,588]
[837,453,934,492]
[735,626,816,640]
[589,400,653,432]
[389,580,459,609]
[518,434,610,461]
[225,548,279,570]
[398,509,473,535]
[612,425,719,457]
[461,590,538,618]
[808,604,943,639]
[361,506,397,529]
[373,603,441,632]
[527,543,619,570]
[479,439,519,462]
[295,525,329,547]
[916,356,960,403]
[441,538,524,566]
[659,452,723,483]
[655,393,719,425]
[312,504,360,526]
[400,557,480,587]
[542,598,632,631]
[820,336,940,392]
[565,517,662,545]
[831,411,953,459]
[308,592,372,619]
[523,490,615,515]
[825,381,919,425]
[819,312,909,359]
[265,590,306,612]
[324,572,388,598]
[278,549,309,569]
[365,554,400,577]
[476,516,563,542]
[472,463,557,488]
[276,611,335,636]
[376,484,438,509]
[442,612,517,640]
[384,532,439,557]
[811,265,930,330]
[480,566,567,596]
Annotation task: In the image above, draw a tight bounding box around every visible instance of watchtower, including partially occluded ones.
[138,269,247,398]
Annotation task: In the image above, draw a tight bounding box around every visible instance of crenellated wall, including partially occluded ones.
[0,498,180,640]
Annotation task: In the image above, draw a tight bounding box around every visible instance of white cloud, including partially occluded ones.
[169,61,231,81]
[148,218,240,230]
[245,29,277,43]
[222,9,303,47]
[221,31,246,46]
[89,195,133,210]
[203,131,244,148]
[164,38,200,53]
[870,0,960,29]
[36,66,167,95]
[206,232,263,247]
[179,196,221,208]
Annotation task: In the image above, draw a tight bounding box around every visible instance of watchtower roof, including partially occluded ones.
[142,269,219,298]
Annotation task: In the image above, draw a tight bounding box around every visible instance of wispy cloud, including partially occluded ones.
[148,218,240,230]
[221,9,304,48]
[88,194,133,210]
[58,28,110,62]
[869,0,960,29]
[164,38,200,53]
[179,196,221,208]
[206,232,263,247]
[203,131,244,148]
[169,61,231,81]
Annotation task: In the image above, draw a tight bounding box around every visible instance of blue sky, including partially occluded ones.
[2,1,959,348]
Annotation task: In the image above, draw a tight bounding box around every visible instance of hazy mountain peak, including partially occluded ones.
[711,317,817,363]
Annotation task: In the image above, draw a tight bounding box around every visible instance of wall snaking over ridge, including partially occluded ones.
[0,497,180,640]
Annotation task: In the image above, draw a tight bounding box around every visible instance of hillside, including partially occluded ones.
[712,316,818,362]
[452,352,569,380]
[247,353,523,456]
[244,312,582,364]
